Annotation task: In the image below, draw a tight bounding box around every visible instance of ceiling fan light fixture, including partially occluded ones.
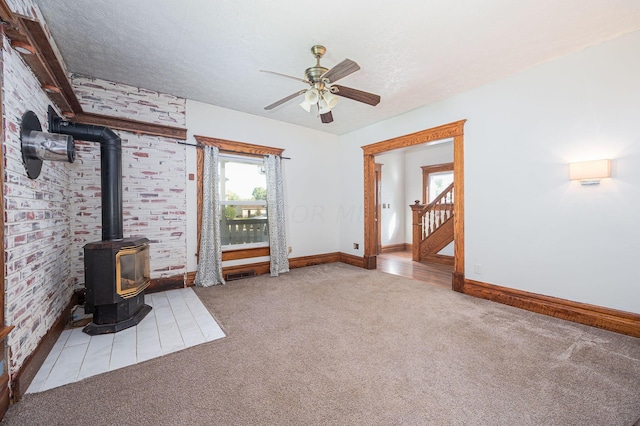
[299,100,312,112]
[304,88,319,104]
[322,91,338,109]
[319,104,331,115]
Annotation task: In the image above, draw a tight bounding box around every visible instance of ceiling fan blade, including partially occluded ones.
[321,59,360,83]
[332,85,381,106]
[260,70,309,84]
[264,90,306,110]
[320,111,333,123]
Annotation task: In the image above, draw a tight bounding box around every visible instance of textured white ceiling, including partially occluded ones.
[34,0,640,135]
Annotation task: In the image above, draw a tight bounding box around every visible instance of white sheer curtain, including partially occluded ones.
[195,145,225,287]
[265,154,289,276]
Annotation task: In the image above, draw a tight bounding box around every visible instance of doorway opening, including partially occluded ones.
[361,120,466,291]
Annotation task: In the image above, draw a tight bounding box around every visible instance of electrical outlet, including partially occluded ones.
[474,263,482,274]
[353,243,359,250]
[288,246,292,254]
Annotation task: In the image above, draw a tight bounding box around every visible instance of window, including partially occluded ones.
[421,162,453,204]
[428,171,454,203]
[195,135,285,260]
[219,155,268,248]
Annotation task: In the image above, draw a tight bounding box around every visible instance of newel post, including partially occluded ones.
[410,201,424,261]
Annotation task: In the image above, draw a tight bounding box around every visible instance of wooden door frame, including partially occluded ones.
[374,163,382,255]
[362,120,466,291]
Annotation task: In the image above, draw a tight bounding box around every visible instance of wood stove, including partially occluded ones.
[48,107,152,335]
[83,237,152,335]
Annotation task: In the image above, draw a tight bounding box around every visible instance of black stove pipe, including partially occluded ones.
[49,110,123,241]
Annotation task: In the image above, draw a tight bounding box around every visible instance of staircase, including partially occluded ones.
[410,182,454,265]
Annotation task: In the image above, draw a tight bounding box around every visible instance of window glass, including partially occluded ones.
[428,171,454,203]
[219,156,268,248]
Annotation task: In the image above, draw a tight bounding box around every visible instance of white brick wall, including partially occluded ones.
[72,75,186,127]
[69,77,188,285]
[2,36,75,376]
[1,16,188,376]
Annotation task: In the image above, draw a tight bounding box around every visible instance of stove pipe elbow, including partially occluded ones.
[49,107,123,241]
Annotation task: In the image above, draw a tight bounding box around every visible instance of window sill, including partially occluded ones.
[221,246,270,261]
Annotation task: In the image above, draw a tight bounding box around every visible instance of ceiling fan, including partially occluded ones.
[261,45,381,124]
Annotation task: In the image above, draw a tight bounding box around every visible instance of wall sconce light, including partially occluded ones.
[11,40,35,55]
[569,159,611,185]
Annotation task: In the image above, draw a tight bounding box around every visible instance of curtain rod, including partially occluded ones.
[177,141,291,160]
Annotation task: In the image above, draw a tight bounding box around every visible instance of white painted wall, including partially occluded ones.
[340,30,640,313]
[375,151,405,246]
[186,101,340,270]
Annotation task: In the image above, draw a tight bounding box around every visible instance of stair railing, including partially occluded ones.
[410,182,454,260]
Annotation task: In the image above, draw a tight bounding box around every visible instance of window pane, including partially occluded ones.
[220,158,267,202]
[428,171,454,203]
[220,205,269,246]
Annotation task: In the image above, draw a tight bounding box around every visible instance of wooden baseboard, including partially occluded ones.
[363,255,377,270]
[339,252,366,268]
[421,254,454,266]
[462,278,640,338]
[185,252,366,284]
[452,272,465,292]
[147,275,188,294]
[12,292,78,401]
[0,373,9,420]
[380,243,407,254]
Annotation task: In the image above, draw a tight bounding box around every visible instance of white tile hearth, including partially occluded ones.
[26,288,225,393]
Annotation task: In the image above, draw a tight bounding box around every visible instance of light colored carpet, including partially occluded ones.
[3,263,639,425]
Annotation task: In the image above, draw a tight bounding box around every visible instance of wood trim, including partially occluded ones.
[339,252,366,268]
[185,252,366,285]
[222,261,271,277]
[194,135,285,157]
[186,271,197,286]
[421,254,454,266]
[362,120,466,286]
[12,292,78,401]
[290,253,341,268]
[196,146,203,256]
[0,327,13,342]
[0,0,15,25]
[379,243,407,254]
[363,255,377,270]
[18,17,82,113]
[422,162,453,204]
[0,24,10,420]
[363,152,376,267]
[147,275,186,294]
[462,279,640,338]
[420,217,454,256]
[452,134,464,279]
[362,120,466,156]
[222,246,270,261]
[452,272,465,292]
[0,372,9,420]
[74,112,187,140]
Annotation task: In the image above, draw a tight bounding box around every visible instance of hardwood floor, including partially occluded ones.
[376,250,453,290]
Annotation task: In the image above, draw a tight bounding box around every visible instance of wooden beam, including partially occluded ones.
[18,16,82,113]
[73,112,187,140]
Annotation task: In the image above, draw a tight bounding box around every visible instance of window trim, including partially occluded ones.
[195,135,285,260]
